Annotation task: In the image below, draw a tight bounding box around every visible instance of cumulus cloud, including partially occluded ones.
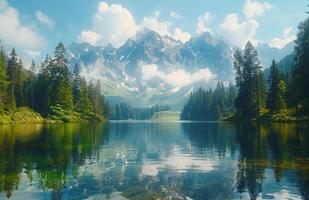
[196,12,212,34]
[35,10,55,29]
[78,30,102,46]
[140,12,191,43]
[78,3,191,46]
[0,0,45,50]
[243,0,273,19]
[172,28,191,43]
[141,64,216,88]
[79,2,137,48]
[269,26,296,49]
[219,13,258,47]
[169,11,182,19]
[217,0,273,47]
[140,11,172,37]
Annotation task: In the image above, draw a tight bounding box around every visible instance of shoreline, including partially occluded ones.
[0,107,106,125]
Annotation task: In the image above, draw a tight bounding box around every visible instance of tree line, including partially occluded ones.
[0,42,109,121]
[111,103,170,120]
[181,82,237,120]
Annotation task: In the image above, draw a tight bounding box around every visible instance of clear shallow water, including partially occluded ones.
[0,122,308,200]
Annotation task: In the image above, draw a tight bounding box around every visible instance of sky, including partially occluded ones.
[0,0,308,65]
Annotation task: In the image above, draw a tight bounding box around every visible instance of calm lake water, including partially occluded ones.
[0,122,309,200]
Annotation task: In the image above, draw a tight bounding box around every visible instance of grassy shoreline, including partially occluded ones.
[0,107,106,124]
[1,108,306,124]
[223,108,308,123]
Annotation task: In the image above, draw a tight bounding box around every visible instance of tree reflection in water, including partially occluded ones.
[0,122,308,200]
[0,124,106,199]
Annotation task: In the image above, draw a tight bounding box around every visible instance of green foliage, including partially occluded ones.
[151,111,180,121]
[234,42,266,119]
[0,107,44,124]
[111,103,170,120]
[258,108,299,122]
[0,43,108,123]
[47,104,82,122]
[7,49,27,108]
[0,50,9,111]
[278,80,287,109]
[49,43,73,111]
[291,17,309,116]
[181,82,237,121]
[266,60,287,112]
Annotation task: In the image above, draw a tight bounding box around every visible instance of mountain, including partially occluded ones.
[67,30,294,109]
[264,52,295,82]
[256,42,294,68]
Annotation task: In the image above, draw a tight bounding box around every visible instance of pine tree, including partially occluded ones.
[79,77,90,113]
[234,42,265,119]
[266,60,286,111]
[278,80,287,109]
[24,61,37,109]
[49,42,73,111]
[6,49,18,109]
[15,59,26,106]
[73,64,82,110]
[180,83,235,121]
[0,49,8,111]
[33,55,51,114]
[30,60,36,73]
[292,17,309,116]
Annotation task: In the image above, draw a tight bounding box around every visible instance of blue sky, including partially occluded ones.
[1,0,308,64]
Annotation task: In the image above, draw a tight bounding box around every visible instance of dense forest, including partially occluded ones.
[0,43,109,122]
[182,17,309,122]
[233,18,309,121]
[111,103,170,120]
[181,82,237,120]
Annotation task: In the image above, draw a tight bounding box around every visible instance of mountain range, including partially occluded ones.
[67,30,294,109]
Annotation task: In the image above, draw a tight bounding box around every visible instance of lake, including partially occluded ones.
[0,122,308,200]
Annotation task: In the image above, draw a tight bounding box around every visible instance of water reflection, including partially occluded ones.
[0,122,308,199]
[0,124,106,200]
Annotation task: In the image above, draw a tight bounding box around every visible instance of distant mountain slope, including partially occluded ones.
[256,42,294,68]
[264,52,295,81]
[67,30,294,108]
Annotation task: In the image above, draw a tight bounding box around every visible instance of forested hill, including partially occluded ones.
[110,103,170,120]
[0,43,110,123]
[181,83,237,121]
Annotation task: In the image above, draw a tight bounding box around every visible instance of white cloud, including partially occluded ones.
[142,148,216,176]
[79,2,137,48]
[78,30,102,46]
[169,11,182,19]
[0,1,8,9]
[283,26,293,38]
[140,12,191,43]
[0,0,45,50]
[172,28,191,43]
[243,0,273,19]
[24,50,41,58]
[219,13,258,47]
[269,26,296,49]
[196,12,212,34]
[35,10,55,29]
[140,12,171,37]
[141,64,216,88]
